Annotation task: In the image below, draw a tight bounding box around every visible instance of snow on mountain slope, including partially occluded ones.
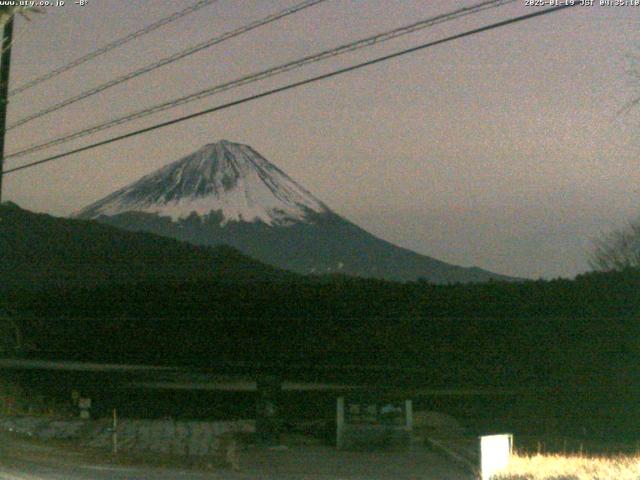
[77,140,330,226]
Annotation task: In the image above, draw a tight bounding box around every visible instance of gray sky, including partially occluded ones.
[3,0,640,279]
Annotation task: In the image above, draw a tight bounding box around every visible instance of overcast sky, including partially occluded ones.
[3,0,640,279]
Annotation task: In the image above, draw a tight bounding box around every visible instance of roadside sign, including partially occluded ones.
[479,433,513,480]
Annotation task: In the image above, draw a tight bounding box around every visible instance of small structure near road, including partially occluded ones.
[336,396,413,450]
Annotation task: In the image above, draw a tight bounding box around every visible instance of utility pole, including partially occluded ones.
[0,15,14,203]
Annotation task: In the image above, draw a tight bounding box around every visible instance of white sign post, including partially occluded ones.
[479,434,513,480]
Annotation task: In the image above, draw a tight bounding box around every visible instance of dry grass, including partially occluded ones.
[495,452,640,480]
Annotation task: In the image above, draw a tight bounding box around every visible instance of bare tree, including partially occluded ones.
[591,55,640,271]
[590,217,640,271]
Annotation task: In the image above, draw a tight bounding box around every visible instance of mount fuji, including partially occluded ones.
[76,140,512,283]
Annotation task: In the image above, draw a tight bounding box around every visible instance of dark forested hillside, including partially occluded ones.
[7,266,640,390]
[0,202,294,288]
[3,203,640,423]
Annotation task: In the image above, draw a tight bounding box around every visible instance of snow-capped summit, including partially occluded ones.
[76,140,330,226]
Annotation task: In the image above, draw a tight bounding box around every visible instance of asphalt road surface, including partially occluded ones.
[0,461,220,480]
[0,435,473,479]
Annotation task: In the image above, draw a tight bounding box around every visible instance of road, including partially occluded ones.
[0,459,218,480]
[0,440,473,479]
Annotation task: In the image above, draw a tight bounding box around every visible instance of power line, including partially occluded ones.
[6,0,329,131]
[3,4,577,176]
[8,0,219,97]
[6,0,516,161]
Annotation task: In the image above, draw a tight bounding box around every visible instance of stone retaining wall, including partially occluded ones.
[0,416,255,457]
